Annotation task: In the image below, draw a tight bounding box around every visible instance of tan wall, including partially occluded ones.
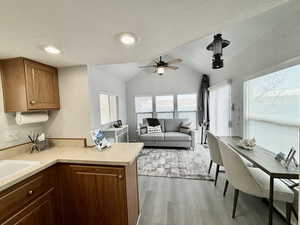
[45,65,93,145]
[0,72,44,149]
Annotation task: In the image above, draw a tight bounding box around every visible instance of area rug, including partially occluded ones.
[137,146,213,181]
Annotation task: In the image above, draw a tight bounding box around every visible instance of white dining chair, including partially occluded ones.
[207,132,252,189]
[218,140,294,222]
[207,131,224,186]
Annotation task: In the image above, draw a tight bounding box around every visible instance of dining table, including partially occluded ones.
[219,136,299,225]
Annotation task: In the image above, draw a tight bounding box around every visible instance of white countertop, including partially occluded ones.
[0,142,143,192]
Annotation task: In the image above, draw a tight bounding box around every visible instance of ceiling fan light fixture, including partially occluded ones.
[157,66,165,75]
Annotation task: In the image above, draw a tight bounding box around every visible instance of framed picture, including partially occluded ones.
[113,120,123,128]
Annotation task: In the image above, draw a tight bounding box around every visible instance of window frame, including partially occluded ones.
[176,93,198,129]
[134,93,198,129]
[135,96,154,128]
[99,92,119,125]
[243,64,300,162]
[155,95,175,119]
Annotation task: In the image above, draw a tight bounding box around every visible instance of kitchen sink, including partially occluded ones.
[0,160,41,181]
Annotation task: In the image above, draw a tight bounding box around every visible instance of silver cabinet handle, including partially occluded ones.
[30,100,36,105]
[28,190,33,195]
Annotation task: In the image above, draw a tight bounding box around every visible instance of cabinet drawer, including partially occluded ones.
[0,174,50,222]
[69,165,125,177]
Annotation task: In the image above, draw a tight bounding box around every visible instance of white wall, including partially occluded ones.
[209,13,300,136]
[0,82,44,149]
[126,64,202,140]
[87,65,127,129]
[45,66,93,145]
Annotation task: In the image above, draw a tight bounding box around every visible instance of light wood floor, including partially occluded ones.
[138,169,289,225]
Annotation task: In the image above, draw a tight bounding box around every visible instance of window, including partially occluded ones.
[177,94,197,129]
[209,81,231,136]
[177,94,197,111]
[99,94,119,125]
[244,64,300,159]
[156,95,174,112]
[135,96,153,113]
[135,96,153,128]
[137,113,153,126]
[135,94,198,129]
[156,95,174,119]
[109,95,118,122]
[157,112,174,119]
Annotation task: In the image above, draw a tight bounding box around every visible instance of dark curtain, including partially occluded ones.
[198,74,210,126]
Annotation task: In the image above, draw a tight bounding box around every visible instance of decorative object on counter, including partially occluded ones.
[16,112,48,125]
[113,120,122,128]
[90,129,111,150]
[275,152,286,162]
[237,138,256,150]
[282,147,298,168]
[28,132,49,153]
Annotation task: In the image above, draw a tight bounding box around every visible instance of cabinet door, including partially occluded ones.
[24,60,60,110]
[2,189,57,225]
[59,165,127,225]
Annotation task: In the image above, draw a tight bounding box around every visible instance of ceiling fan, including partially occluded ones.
[139,56,183,75]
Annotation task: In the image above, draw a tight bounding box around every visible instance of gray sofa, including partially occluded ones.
[137,118,195,149]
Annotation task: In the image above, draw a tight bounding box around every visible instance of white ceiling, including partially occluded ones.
[0,0,286,67]
[170,0,300,77]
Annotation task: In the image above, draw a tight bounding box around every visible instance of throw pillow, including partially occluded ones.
[147,125,162,134]
[140,125,147,134]
[146,118,160,127]
[180,122,192,134]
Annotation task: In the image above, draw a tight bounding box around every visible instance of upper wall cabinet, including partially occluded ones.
[0,57,60,112]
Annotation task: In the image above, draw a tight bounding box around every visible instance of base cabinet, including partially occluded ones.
[58,162,139,225]
[2,189,57,225]
[0,167,59,225]
[0,161,139,225]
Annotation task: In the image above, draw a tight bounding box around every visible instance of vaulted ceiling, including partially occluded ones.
[0,0,286,67]
[93,0,300,82]
[169,0,300,78]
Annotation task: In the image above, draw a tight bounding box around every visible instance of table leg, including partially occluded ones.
[269,176,274,225]
[200,126,203,144]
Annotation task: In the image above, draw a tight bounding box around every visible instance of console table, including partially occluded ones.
[102,125,129,143]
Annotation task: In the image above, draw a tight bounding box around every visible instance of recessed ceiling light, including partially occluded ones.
[118,32,138,46]
[44,46,61,55]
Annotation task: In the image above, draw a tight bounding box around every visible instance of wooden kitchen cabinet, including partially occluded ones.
[0,57,60,112]
[0,166,60,225]
[2,189,57,225]
[0,161,139,225]
[58,162,139,225]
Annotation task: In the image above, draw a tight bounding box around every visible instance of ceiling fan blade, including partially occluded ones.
[166,58,182,65]
[139,65,155,68]
[166,66,178,70]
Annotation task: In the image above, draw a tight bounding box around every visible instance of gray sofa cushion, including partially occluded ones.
[164,119,188,132]
[142,118,165,132]
[164,132,191,141]
[140,133,164,141]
